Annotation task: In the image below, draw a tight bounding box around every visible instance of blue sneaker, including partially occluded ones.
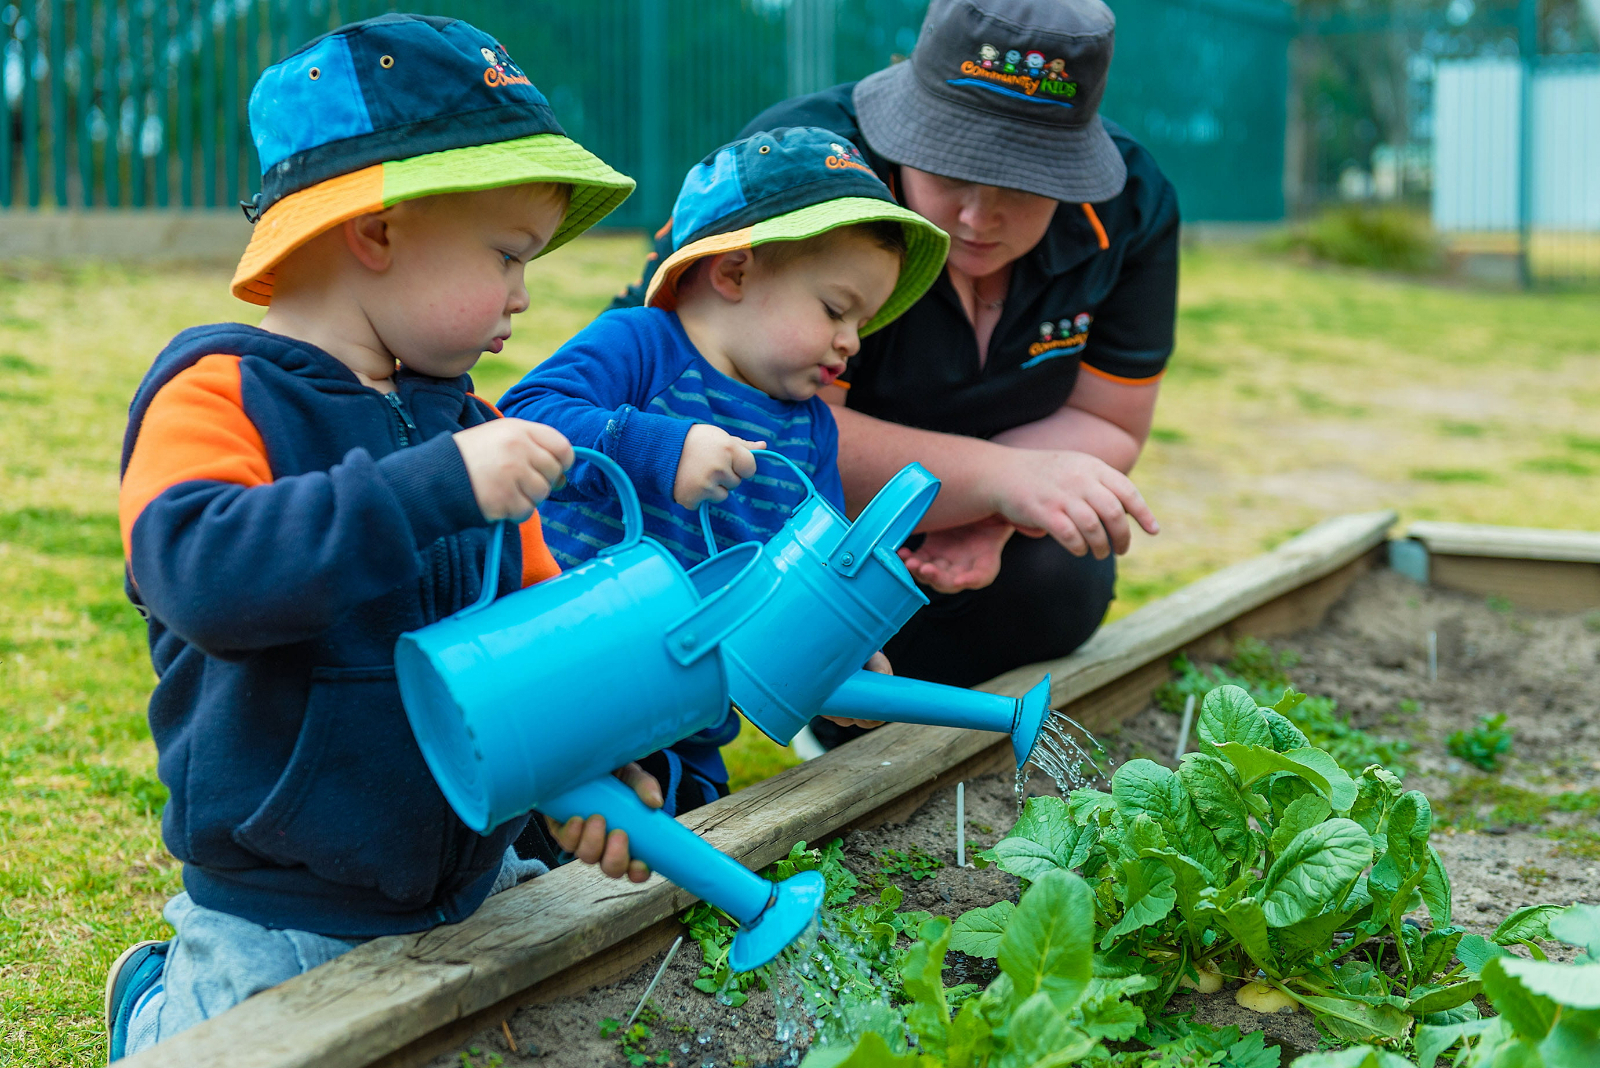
[104,940,168,1063]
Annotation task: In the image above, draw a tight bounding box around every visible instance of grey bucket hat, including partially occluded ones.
[854,0,1127,203]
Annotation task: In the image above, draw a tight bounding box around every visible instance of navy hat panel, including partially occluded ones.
[669,127,896,251]
[247,13,567,212]
[250,34,373,174]
[346,18,551,134]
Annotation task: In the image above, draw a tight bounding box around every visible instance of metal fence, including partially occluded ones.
[1295,0,1600,284]
[0,0,1298,228]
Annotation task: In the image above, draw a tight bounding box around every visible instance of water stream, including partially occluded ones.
[1016,711,1110,812]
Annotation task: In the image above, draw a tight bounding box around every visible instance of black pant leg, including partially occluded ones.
[809,535,1115,749]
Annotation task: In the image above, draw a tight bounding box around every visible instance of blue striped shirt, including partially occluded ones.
[498,307,845,571]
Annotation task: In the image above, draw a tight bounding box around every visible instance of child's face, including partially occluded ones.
[369,183,569,378]
[724,234,900,402]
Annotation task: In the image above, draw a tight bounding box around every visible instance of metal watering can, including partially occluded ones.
[395,447,823,972]
[699,452,1052,771]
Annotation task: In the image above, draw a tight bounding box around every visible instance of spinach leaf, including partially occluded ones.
[1197,684,1274,750]
[997,869,1094,1012]
[950,901,1015,960]
[1259,818,1373,928]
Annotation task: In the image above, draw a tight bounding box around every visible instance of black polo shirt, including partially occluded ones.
[613,83,1179,441]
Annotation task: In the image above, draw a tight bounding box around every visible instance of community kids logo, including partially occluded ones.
[481,44,532,88]
[825,141,873,175]
[1026,312,1093,366]
[951,44,1078,104]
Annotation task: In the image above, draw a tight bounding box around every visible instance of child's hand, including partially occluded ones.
[822,651,889,729]
[674,424,766,510]
[545,762,663,883]
[899,515,1016,593]
[454,419,574,522]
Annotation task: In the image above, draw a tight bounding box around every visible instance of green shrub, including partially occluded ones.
[1273,207,1442,275]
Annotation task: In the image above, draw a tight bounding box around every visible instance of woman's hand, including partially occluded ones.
[987,449,1158,559]
[545,762,663,883]
[899,515,1016,593]
[821,651,890,728]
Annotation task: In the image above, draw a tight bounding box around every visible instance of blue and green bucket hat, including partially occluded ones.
[645,127,949,336]
[232,13,635,305]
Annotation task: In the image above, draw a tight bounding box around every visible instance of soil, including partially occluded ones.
[439,569,1600,1068]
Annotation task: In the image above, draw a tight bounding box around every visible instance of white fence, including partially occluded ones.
[1433,57,1600,232]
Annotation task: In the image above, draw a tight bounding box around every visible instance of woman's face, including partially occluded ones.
[899,166,1058,279]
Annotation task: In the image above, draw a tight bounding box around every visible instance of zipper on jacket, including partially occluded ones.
[384,392,417,448]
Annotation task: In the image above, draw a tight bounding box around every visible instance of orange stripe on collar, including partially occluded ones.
[1081,203,1109,251]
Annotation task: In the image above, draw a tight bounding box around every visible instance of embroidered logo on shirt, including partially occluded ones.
[1025,313,1093,367]
[952,44,1078,104]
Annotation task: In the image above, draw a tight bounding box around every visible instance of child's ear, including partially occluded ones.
[343,211,395,271]
[704,249,754,303]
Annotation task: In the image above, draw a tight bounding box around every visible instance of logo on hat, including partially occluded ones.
[825,141,873,174]
[481,43,532,88]
[952,45,1078,105]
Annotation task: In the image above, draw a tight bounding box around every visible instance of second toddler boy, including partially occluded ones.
[499,126,948,810]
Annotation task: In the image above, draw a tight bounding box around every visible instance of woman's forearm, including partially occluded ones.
[831,404,1009,527]
[989,404,1142,472]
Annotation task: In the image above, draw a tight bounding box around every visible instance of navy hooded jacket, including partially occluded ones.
[119,324,561,937]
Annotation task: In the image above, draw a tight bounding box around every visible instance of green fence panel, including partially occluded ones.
[1,0,1297,227]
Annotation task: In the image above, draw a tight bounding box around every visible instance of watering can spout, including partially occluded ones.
[815,671,1052,769]
[540,776,824,971]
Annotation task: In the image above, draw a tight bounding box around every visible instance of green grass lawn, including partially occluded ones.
[1,239,1596,1066]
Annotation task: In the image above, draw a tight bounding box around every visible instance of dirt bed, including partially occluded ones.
[438,569,1600,1068]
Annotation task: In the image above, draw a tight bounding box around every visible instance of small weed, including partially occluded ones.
[1565,434,1600,454]
[1436,778,1600,831]
[1447,714,1514,771]
[1439,420,1486,438]
[457,1048,503,1068]
[1399,698,1418,714]
[1409,468,1496,484]
[1487,595,1514,614]
[1148,427,1189,444]
[1546,826,1600,860]
[1516,863,1551,886]
[1584,611,1600,634]
[973,822,994,835]
[875,845,944,882]
[599,1005,672,1067]
[0,352,44,374]
[1520,456,1594,476]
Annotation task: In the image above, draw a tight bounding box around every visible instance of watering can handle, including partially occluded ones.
[828,462,941,578]
[695,449,819,557]
[466,445,646,615]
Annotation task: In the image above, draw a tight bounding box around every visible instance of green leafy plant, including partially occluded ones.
[1446,714,1513,772]
[973,685,1474,1045]
[876,846,945,883]
[1271,206,1442,274]
[1156,641,1408,777]
[598,1005,672,1067]
[1410,903,1600,1068]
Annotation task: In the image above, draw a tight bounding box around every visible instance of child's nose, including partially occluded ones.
[507,277,530,315]
[835,329,861,358]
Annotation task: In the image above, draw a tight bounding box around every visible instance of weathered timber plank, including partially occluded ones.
[980,511,1397,705]
[1429,554,1600,612]
[1407,521,1600,564]
[122,722,998,1068]
[124,509,1398,1068]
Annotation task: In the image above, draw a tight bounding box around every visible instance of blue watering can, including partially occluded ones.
[698,452,1052,771]
[396,447,822,972]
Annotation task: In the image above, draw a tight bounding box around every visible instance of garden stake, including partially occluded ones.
[1174,693,1196,762]
[1428,629,1438,681]
[956,781,966,867]
[628,935,684,1028]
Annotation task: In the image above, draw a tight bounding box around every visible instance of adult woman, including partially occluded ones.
[618,0,1177,717]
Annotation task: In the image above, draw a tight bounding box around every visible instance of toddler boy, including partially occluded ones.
[498,126,948,810]
[105,15,651,1058]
